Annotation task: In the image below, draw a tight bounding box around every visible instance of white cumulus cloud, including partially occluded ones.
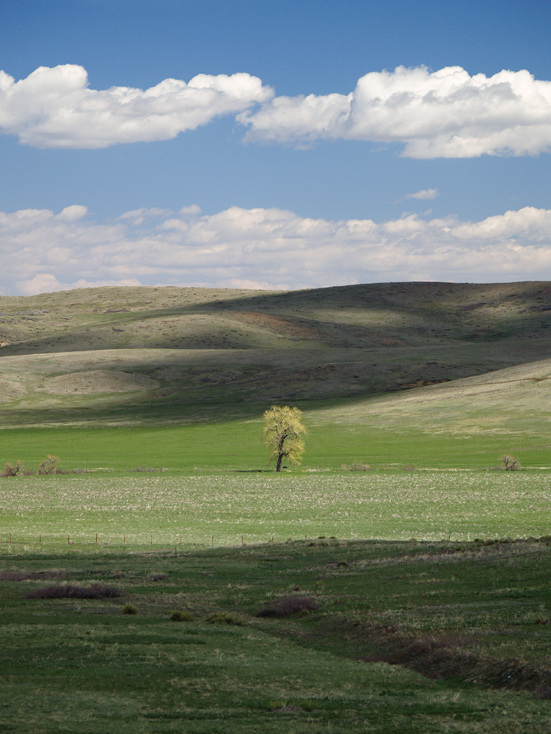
[239,66,551,158]
[404,188,438,200]
[2,204,551,295]
[3,64,551,157]
[0,65,272,148]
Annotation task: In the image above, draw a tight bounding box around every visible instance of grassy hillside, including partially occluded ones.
[1,281,551,471]
[1,281,551,430]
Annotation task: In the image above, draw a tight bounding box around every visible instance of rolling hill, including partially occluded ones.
[1,281,551,430]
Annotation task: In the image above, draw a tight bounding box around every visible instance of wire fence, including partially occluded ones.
[0,532,281,549]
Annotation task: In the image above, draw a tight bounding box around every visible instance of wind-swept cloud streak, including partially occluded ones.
[2,204,551,295]
[2,65,551,157]
[239,66,551,158]
[0,65,272,148]
[404,189,438,200]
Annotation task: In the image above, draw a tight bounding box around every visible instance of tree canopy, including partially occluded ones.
[262,405,306,472]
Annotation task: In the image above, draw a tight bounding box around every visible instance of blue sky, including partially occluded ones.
[1,0,551,294]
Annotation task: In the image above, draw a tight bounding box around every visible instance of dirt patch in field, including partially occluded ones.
[40,370,159,395]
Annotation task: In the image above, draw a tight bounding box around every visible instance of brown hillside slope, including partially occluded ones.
[0,281,550,426]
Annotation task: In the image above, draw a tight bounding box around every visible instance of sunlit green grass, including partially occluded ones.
[2,472,551,549]
[0,410,550,474]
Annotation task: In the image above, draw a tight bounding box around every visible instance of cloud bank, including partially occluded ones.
[1,65,551,156]
[0,65,271,148]
[240,66,551,158]
[2,204,551,296]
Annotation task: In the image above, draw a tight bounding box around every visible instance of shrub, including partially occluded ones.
[122,603,138,615]
[266,699,286,711]
[205,612,248,626]
[1,570,66,581]
[267,699,312,712]
[170,610,194,622]
[341,462,371,471]
[502,455,521,471]
[350,462,371,471]
[1,460,24,477]
[535,685,551,699]
[25,584,122,599]
[257,595,319,617]
[38,455,61,475]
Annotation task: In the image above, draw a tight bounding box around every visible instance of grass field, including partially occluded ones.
[1,536,551,732]
[1,472,551,548]
[4,358,551,475]
[2,282,551,731]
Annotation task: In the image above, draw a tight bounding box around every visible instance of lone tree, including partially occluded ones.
[263,405,306,472]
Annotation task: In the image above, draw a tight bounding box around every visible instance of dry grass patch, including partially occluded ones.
[258,595,320,617]
[25,584,123,599]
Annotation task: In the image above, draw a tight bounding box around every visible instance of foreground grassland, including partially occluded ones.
[1,473,551,547]
[1,537,551,733]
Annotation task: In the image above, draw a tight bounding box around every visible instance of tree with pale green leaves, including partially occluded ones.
[262,405,306,472]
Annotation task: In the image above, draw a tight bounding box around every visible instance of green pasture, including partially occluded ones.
[1,408,550,474]
[1,538,551,732]
[1,472,551,549]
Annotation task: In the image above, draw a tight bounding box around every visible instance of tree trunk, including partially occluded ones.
[276,453,283,472]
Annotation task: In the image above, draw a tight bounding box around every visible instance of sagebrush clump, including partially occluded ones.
[257,595,319,617]
[341,462,371,471]
[502,455,521,471]
[170,610,194,622]
[1,455,82,477]
[205,612,247,626]
[25,584,122,599]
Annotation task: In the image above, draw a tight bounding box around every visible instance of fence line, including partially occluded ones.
[1,533,281,548]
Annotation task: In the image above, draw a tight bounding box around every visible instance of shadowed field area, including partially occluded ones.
[1,538,551,732]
